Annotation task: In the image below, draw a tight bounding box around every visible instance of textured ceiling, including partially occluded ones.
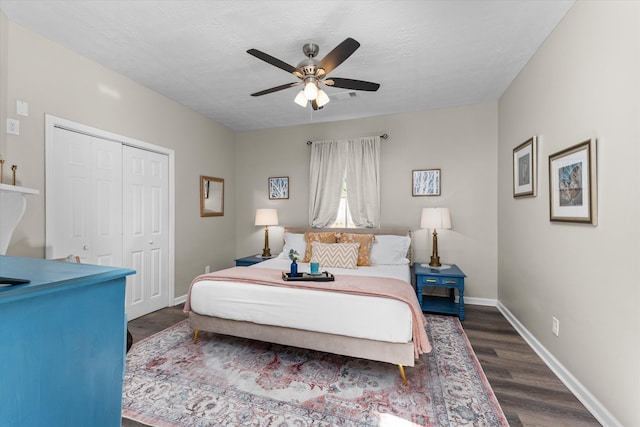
[0,0,574,132]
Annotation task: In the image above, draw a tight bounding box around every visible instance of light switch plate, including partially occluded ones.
[16,100,29,117]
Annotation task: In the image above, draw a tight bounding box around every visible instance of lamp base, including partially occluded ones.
[428,255,441,267]
[261,225,272,258]
[429,229,441,267]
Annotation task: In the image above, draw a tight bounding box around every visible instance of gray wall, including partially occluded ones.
[498,2,639,425]
[235,103,499,301]
[1,17,237,298]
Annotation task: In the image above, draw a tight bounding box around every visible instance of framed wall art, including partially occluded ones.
[412,169,441,196]
[548,139,597,224]
[268,176,289,200]
[513,136,537,198]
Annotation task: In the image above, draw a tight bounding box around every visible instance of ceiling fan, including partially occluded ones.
[247,38,380,110]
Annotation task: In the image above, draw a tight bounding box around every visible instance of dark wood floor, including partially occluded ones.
[126,304,601,426]
[462,305,600,426]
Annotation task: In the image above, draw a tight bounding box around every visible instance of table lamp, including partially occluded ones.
[255,208,278,258]
[420,207,451,267]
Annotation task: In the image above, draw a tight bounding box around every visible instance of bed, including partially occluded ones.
[184,227,430,384]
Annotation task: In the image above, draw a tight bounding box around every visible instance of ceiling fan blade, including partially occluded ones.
[251,82,300,97]
[247,48,298,74]
[317,38,360,75]
[325,78,380,92]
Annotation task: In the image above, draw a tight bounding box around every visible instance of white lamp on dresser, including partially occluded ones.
[0,183,40,255]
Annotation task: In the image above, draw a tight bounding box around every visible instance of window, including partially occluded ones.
[309,137,380,228]
[331,176,355,228]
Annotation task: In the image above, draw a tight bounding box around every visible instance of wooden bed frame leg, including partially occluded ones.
[193,329,200,344]
[398,365,407,386]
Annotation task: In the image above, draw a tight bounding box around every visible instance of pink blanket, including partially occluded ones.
[184,267,431,358]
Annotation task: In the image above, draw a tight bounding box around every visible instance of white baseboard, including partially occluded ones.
[496,301,622,427]
[173,294,187,305]
[464,296,497,307]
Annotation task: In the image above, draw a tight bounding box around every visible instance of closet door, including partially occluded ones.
[122,146,169,319]
[47,127,122,266]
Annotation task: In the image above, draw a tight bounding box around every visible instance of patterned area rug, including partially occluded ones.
[122,315,507,426]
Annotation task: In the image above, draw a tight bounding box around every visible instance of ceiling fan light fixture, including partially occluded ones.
[294,90,308,107]
[248,38,380,109]
[303,80,318,100]
[316,89,330,107]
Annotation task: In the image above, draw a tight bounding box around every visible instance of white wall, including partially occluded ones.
[498,1,639,425]
[1,19,237,298]
[235,103,499,301]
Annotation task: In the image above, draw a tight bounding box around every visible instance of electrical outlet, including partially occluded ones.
[6,118,19,135]
[205,265,210,274]
[552,317,560,336]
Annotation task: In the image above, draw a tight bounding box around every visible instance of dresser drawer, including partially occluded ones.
[418,275,462,288]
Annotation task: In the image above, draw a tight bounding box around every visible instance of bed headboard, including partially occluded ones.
[283,227,413,264]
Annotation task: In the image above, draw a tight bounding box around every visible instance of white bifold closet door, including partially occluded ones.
[47,126,169,320]
[47,127,123,266]
[122,145,169,319]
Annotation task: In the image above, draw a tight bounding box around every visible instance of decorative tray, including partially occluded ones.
[282,271,335,282]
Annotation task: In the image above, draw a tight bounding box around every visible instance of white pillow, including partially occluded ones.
[311,242,359,269]
[279,233,306,259]
[370,235,411,265]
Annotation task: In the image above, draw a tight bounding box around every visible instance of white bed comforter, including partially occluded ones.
[189,256,413,343]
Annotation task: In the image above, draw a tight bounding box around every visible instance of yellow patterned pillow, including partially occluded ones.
[310,242,359,269]
[303,231,338,262]
[338,233,375,266]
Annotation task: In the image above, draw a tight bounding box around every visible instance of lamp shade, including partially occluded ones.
[255,208,278,226]
[420,207,451,230]
[316,89,330,107]
[304,81,318,100]
[294,90,308,107]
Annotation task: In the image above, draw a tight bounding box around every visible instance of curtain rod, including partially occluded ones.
[306,133,389,145]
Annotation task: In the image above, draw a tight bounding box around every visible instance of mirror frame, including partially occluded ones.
[200,175,224,217]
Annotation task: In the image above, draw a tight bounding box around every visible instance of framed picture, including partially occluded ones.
[268,176,289,200]
[549,139,597,224]
[412,169,441,196]
[200,176,224,217]
[513,137,537,198]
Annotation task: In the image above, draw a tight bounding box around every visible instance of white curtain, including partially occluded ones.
[309,140,347,227]
[308,136,380,228]
[346,136,380,227]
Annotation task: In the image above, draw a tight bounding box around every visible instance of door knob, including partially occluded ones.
[148,240,154,245]
[83,245,89,250]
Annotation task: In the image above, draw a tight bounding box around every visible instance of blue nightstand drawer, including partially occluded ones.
[419,276,462,287]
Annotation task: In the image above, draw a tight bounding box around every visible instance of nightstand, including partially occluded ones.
[413,263,466,320]
[234,255,273,267]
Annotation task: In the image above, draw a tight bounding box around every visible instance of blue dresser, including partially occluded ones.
[0,256,135,427]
